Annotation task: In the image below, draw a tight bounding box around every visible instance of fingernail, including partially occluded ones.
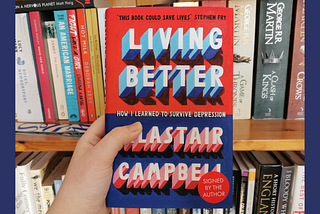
[128,122,142,132]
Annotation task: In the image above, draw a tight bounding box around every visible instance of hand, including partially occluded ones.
[47,116,142,214]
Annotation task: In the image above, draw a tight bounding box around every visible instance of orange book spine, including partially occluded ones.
[76,8,96,121]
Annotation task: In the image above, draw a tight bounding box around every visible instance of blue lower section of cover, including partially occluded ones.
[105,114,233,208]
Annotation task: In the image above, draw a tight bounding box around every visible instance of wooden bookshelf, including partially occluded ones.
[15,119,305,152]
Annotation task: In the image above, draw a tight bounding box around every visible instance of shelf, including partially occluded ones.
[15,119,305,152]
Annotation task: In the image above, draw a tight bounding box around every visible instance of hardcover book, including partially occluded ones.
[228,0,257,119]
[54,10,80,121]
[233,152,248,214]
[286,0,305,119]
[105,7,233,208]
[252,0,294,119]
[15,13,44,122]
[15,0,94,13]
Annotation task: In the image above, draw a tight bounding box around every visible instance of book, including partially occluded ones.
[105,7,233,208]
[180,208,191,214]
[15,122,89,133]
[173,2,199,7]
[228,0,257,119]
[126,208,140,214]
[29,11,58,122]
[233,152,248,214]
[86,8,102,118]
[272,151,295,214]
[54,10,80,121]
[76,8,97,121]
[246,151,282,214]
[167,209,179,214]
[67,9,88,122]
[202,0,227,7]
[44,21,69,120]
[228,158,241,214]
[239,151,256,214]
[252,0,294,119]
[284,151,305,214]
[286,0,305,119]
[15,0,94,13]
[141,208,153,214]
[15,13,44,122]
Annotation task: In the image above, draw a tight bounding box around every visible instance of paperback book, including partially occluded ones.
[105,7,233,208]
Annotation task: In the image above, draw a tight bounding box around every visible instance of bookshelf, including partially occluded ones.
[15,119,305,152]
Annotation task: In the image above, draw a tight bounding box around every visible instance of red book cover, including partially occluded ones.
[29,11,56,122]
[105,7,233,208]
[76,8,96,122]
[67,9,88,122]
[286,0,305,119]
[202,0,227,7]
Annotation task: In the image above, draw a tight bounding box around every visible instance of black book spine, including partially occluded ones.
[15,0,94,13]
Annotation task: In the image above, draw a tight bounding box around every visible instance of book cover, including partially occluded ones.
[272,151,295,214]
[15,0,94,13]
[105,7,233,208]
[233,152,248,214]
[29,11,59,122]
[44,21,69,120]
[246,151,282,214]
[252,0,294,119]
[86,8,102,118]
[285,151,305,214]
[15,13,44,122]
[228,0,257,119]
[286,0,305,119]
[91,8,106,117]
[77,8,97,121]
[54,10,80,121]
[67,9,88,122]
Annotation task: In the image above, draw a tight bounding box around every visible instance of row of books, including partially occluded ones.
[15,0,305,124]
[15,151,72,214]
[15,7,108,123]
[109,151,305,214]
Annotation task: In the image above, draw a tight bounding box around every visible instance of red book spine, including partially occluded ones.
[67,9,88,122]
[29,12,56,122]
[76,9,96,122]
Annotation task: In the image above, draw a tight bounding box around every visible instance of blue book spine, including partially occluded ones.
[54,10,80,121]
[53,180,62,195]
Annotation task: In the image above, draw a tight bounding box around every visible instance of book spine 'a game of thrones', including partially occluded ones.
[54,10,80,121]
[105,7,233,208]
[228,0,256,119]
[15,13,44,122]
[15,0,94,13]
[252,0,294,119]
[286,0,305,119]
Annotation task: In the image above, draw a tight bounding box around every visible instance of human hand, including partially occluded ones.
[47,116,142,214]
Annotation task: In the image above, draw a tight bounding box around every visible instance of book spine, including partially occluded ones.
[42,185,55,213]
[277,166,294,214]
[67,9,88,122]
[54,10,80,121]
[239,173,248,214]
[30,169,47,214]
[53,180,62,196]
[202,0,227,7]
[126,208,140,214]
[91,8,105,117]
[246,170,256,214]
[76,8,96,121]
[228,0,257,119]
[44,21,69,120]
[86,8,102,118]
[15,0,94,13]
[180,209,191,214]
[255,165,282,214]
[29,11,56,122]
[141,208,152,214]
[16,162,37,213]
[15,13,44,122]
[167,209,179,214]
[286,0,305,119]
[288,166,305,214]
[252,0,294,119]
[153,208,166,214]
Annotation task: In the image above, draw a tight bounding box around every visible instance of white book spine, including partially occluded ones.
[16,162,37,213]
[15,13,44,122]
[42,185,55,213]
[45,21,68,120]
[30,169,46,214]
[228,0,257,119]
[288,166,305,214]
[246,170,255,214]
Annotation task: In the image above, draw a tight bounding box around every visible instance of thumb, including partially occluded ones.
[92,122,142,164]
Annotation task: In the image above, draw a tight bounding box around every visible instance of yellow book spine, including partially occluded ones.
[86,8,101,118]
[91,8,105,116]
